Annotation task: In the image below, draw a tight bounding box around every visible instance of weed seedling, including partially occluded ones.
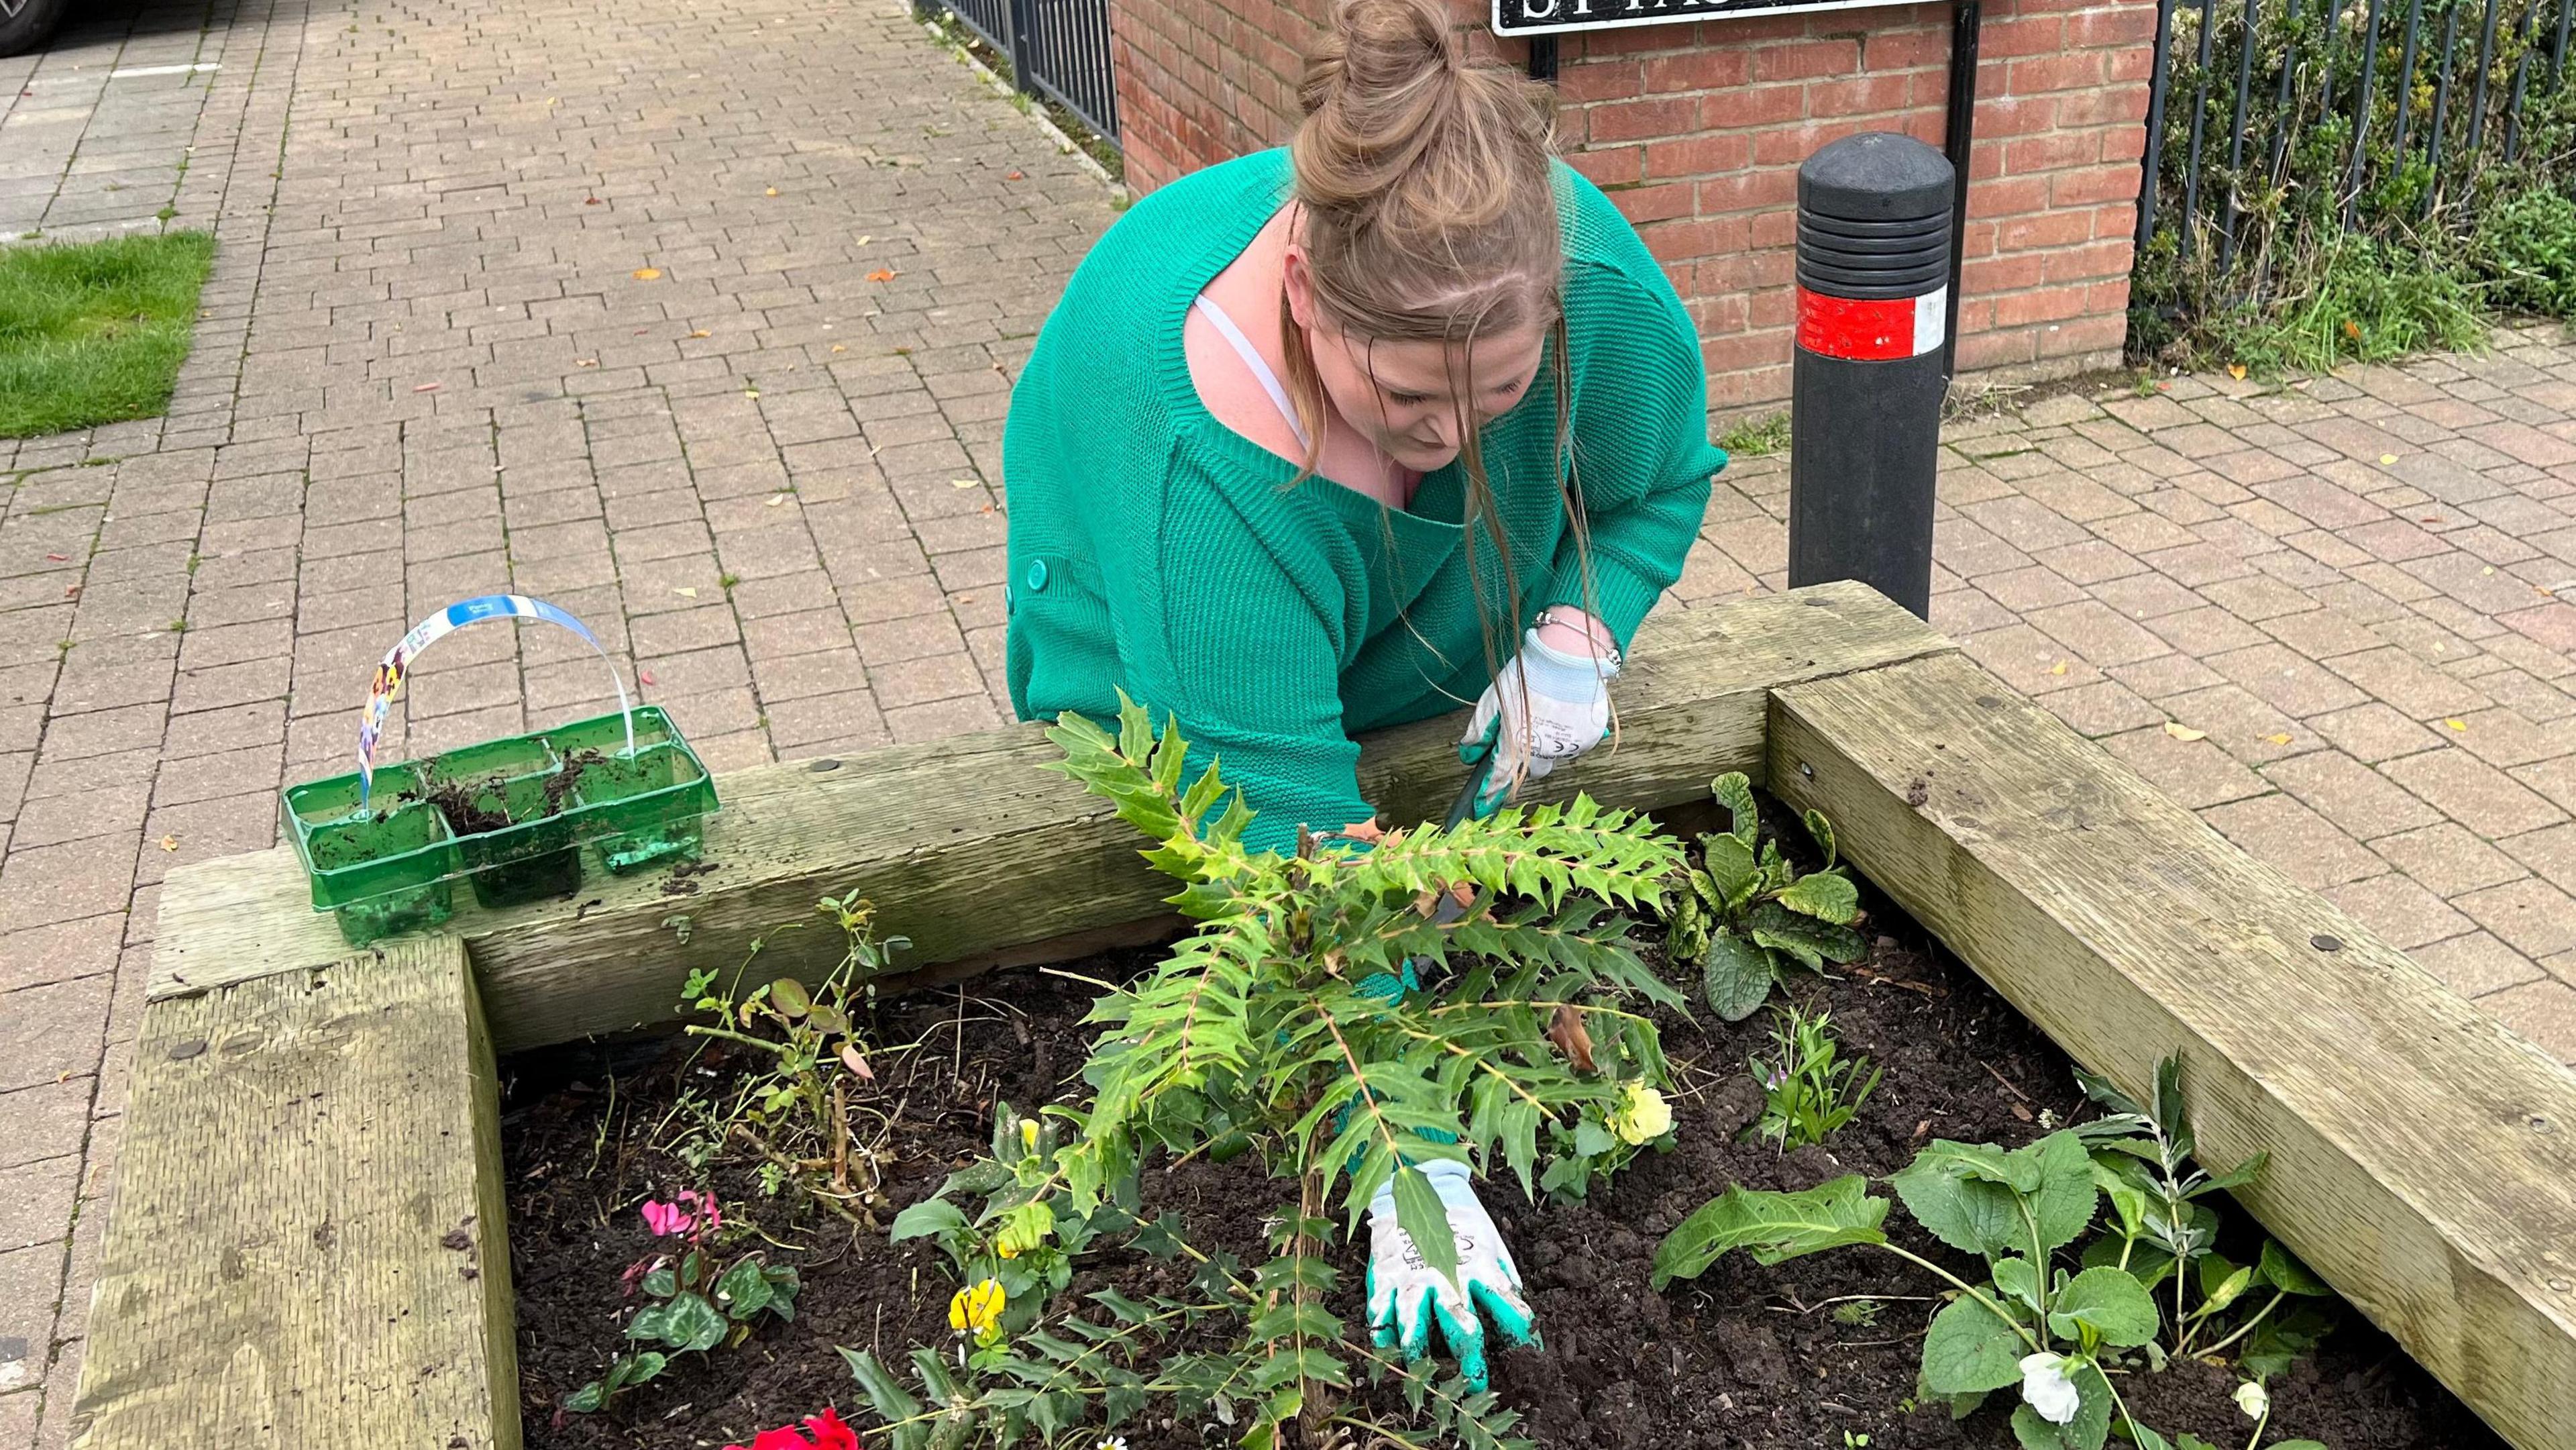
[1749,1004,1880,1151]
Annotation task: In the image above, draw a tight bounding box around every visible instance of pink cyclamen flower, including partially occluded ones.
[640,1199,693,1237]
[678,1188,724,1234]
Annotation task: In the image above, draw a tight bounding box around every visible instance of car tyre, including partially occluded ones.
[0,0,70,57]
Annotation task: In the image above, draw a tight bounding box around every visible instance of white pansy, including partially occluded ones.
[2018,1351,2082,1426]
[2234,1380,2270,1420]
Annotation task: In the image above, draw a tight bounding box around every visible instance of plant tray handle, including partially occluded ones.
[357,594,635,807]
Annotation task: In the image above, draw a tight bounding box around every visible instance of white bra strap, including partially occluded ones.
[1193,294,1311,453]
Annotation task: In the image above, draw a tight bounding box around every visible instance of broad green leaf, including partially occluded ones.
[1702,833,1760,912]
[714,1257,773,1319]
[2125,1427,2172,1450]
[1392,1166,1459,1292]
[564,1381,606,1412]
[1892,1143,2026,1258]
[2091,1163,2147,1239]
[769,977,812,1017]
[1802,808,1837,868]
[1711,772,1758,846]
[641,1265,676,1298]
[2023,1131,2100,1255]
[2266,1443,2328,1449]
[625,1302,673,1343]
[2047,1266,2161,1347]
[1649,1176,1888,1288]
[1701,930,1776,1021]
[659,1291,729,1352]
[888,1198,969,1245]
[623,1351,667,1385]
[1747,900,1867,969]
[1775,870,1859,925]
[1992,1255,2042,1312]
[1919,1293,2026,1395]
[2199,1258,2254,1315]
[2258,1240,2330,1296]
[807,1002,849,1035]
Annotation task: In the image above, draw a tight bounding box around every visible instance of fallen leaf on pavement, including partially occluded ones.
[413,382,440,393]
[675,586,698,599]
[830,344,846,353]
[584,195,601,205]
[2444,718,2467,731]
[865,268,898,282]
[1006,170,1024,180]
[576,358,598,367]
[2049,660,2068,676]
[2379,453,2398,464]
[690,329,711,338]
[2227,364,2247,380]
[2163,721,2206,741]
[2264,733,2293,745]
[46,553,66,562]
[951,478,978,488]
[765,187,778,196]
[639,669,657,686]
[633,267,663,280]
[767,494,788,507]
[158,835,179,851]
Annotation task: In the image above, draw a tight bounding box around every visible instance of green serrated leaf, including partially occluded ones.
[2047,1265,2160,1347]
[1920,1294,2027,1395]
[1891,1143,2026,1258]
[2258,1239,2330,1296]
[1701,929,1776,1021]
[1992,1255,2042,1311]
[1392,1166,1459,1292]
[1774,869,1859,925]
[1649,1176,1888,1288]
[2023,1131,2100,1255]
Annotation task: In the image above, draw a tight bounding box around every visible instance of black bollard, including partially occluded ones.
[1786,132,1955,621]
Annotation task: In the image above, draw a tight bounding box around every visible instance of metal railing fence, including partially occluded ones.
[2137,0,2576,299]
[926,0,1120,146]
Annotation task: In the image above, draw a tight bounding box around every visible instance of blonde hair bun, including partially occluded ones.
[1294,0,1554,223]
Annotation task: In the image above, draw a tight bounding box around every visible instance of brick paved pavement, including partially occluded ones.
[0,0,2573,1437]
[1687,353,2576,1059]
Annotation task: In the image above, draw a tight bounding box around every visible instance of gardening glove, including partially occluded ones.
[1461,626,1618,794]
[1366,1157,1537,1390]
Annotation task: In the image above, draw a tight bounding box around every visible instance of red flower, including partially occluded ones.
[803,1408,860,1450]
[723,1409,858,1450]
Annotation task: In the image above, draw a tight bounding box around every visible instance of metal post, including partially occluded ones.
[1006,0,1038,95]
[1528,35,1559,81]
[1941,0,1981,383]
[2136,0,2180,255]
[1788,133,1955,621]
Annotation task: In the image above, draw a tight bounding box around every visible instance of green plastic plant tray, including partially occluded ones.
[280,705,719,945]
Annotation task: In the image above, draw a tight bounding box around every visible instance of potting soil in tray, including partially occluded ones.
[504,861,2504,1450]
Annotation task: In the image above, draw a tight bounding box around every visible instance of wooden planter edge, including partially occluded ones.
[73,582,2576,1450]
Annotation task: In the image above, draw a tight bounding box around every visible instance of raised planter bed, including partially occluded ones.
[72,583,2576,1450]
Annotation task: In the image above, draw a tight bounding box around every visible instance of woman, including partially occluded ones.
[1002,0,1725,1391]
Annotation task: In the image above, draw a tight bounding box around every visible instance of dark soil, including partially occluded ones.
[418,749,604,905]
[504,839,2504,1450]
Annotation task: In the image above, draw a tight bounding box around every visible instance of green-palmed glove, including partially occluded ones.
[1364,1157,1537,1390]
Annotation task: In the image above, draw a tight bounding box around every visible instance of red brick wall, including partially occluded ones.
[1108,0,2151,412]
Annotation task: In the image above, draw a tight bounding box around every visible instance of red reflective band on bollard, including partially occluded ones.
[1794,286,1949,362]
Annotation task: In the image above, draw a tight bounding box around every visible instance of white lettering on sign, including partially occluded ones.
[1913,287,1947,357]
[1498,0,1922,36]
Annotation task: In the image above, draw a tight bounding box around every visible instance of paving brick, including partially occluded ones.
[2455,876,2576,960]
[2409,931,2546,996]
[2197,794,2386,891]
[2383,745,2571,837]
[2260,750,2445,841]
[2484,980,2576,1059]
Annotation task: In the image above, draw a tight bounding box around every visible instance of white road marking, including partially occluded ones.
[107,62,220,79]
